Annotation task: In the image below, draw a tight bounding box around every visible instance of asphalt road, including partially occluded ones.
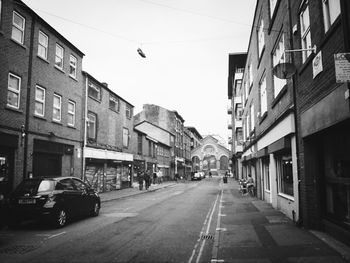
[0,178,223,263]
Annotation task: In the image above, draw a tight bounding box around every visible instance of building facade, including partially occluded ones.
[0,0,84,199]
[134,104,186,179]
[82,72,134,192]
[227,53,246,180]
[191,136,230,175]
[291,0,350,244]
[239,0,300,222]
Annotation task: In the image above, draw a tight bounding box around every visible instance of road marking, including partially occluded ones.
[211,260,225,263]
[47,231,66,239]
[211,189,224,262]
[103,212,138,217]
[215,228,227,231]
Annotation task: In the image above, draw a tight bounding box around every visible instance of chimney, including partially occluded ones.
[102,82,108,88]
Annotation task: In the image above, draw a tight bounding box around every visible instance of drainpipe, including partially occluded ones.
[287,0,302,226]
[340,0,350,111]
[81,74,88,180]
[23,15,36,179]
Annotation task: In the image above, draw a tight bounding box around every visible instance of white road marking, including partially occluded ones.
[47,231,66,239]
[211,189,224,262]
[188,192,220,263]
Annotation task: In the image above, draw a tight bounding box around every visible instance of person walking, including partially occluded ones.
[138,171,144,190]
[246,174,254,196]
[157,169,162,184]
[144,170,151,190]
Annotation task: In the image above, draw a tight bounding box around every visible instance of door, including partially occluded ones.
[33,153,61,177]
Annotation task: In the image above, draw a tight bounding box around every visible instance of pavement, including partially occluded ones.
[98,177,350,262]
[99,180,178,202]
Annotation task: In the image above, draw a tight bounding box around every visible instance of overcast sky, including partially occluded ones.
[23,0,256,144]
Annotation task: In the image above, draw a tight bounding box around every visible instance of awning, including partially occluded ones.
[84,147,133,161]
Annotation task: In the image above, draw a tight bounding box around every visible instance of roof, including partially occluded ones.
[185,126,203,139]
[228,53,247,99]
[83,71,134,107]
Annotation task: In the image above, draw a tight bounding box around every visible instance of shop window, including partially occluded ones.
[0,154,9,182]
[263,158,270,191]
[276,154,293,196]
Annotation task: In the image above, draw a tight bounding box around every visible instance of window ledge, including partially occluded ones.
[37,55,49,64]
[54,65,65,74]
[11,38,27,49]
[271,84,288,109]
[5,105,23,113]
[319,18,341,50]
[67,125,76,129]
[298,52,315,76]
[88,96,101,103]
[259,111,268,124]
[52,120,63,125]
[34,114,46,121]
[257,47,265,68]
[278,192,295,201]
[109,108,120,113]
[69,75,78,82]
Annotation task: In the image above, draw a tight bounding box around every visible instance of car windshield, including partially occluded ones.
[14,179,55,195]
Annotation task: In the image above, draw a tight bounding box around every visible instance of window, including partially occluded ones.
[258,19,265,57]
[248,64,253,87]
[7,73,21,109]
[55,44,64,69]
[67,100,75,126]
[69,55,77,78]
[126,105,132,119]
[0,0,2,26]
[34,86,45,117]
[137,134,143,155]
[322,0,340,32]
[109,94,119,111]
[87,112,97,139]
[263,158,270,191]
[260,74,267,116]
[12,11,25,44]
[235,79,242,95]
[88,82,101,101]
[250,103,255,132]
[38,31,48,59]
[272,33,287,97]
[53,94,62,122]
[300,4,312,62]
[123,128,129,148]
[270,0,277,17]
[276,154,293,196]
[149,140,152,156]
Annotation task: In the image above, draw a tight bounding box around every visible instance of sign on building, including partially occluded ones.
[313,51,323,79]
[334,53,350,83]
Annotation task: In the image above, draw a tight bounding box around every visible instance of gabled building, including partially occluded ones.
[134,104,186,179]
[133,121,175,181]
[0,0,84,198]
[82,72,134,192]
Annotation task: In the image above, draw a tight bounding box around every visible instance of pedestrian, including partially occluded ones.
[157,169,162,184]
[144,170,151,190]
[246,174,254,195]
[209,171,212,178]
[138,171,144,190]
[153,172,157,185]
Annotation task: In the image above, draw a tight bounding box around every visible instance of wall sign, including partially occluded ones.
[334,53,350,83]
[313,51,323,79]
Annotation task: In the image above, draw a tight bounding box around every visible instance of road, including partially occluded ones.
[1,177,349,263]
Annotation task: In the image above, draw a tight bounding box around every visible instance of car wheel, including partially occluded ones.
[91,201,100,217]
[52,208,67,228]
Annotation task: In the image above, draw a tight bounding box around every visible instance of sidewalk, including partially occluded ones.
[214,177,350,262]
[99,181,177,203]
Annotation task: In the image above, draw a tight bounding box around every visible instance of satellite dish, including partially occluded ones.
[137,48,146,58]
[272,62,296,79]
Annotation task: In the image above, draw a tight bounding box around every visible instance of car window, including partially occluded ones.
[58,179,76,190]
[37,180,54,192]
[14,179,54,194]
[72,179,88,191]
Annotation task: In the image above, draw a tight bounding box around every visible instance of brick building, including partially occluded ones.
[134,104,186,179]
[290,0,350,244]
[227,53,246,180]
[82,72,134,192]
[185,126,203,172]
[0,0,84,199]
[239,0,300,222]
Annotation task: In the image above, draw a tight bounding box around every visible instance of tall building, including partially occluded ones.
[0,0,84,199]
[82,72,134,192]
[291,0,350,244]
[227,53,246,180]
[238,0,300,222]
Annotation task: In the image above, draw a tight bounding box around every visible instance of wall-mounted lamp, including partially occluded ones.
[20,124,26,146]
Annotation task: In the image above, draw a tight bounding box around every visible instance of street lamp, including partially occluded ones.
[137,48,146,58]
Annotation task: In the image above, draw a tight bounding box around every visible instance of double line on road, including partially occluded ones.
[188,187,223,263]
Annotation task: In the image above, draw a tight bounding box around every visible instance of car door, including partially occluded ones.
[72,178,92,215]
[58,178,81,216]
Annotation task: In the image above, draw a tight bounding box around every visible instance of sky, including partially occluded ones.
[23,0,256,145]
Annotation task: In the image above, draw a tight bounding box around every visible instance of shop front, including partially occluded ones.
[84,147,133,192]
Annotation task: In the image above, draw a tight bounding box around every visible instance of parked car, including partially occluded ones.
[191,172,202,181]
[7,176,100,228]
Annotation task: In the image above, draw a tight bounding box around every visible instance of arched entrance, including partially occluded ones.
[203,155,216,171]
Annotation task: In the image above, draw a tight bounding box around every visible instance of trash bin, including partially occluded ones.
[223,177,227,183]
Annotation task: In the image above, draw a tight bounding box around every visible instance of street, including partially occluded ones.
[0,177,349,263]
